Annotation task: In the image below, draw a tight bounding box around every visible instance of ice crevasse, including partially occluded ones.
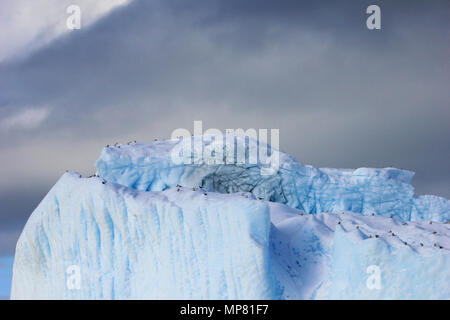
[11,135,450,299]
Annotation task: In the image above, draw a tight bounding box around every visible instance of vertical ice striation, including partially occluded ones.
[11,173,281,299]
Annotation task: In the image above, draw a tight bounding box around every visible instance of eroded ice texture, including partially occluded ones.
[11,173,280,299]
[96,136,449,222]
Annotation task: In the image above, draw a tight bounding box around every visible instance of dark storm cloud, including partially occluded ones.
[0,186,49,254]
[0,0,449,254]
[0,186,48,230]
[0,230,20,256]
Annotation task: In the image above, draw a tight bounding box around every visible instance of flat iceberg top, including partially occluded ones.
[320,167,415,184]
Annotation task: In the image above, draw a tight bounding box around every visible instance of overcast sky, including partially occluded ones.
[0,0,449,255]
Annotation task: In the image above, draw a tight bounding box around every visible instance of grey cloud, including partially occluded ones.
[0,229,21,256]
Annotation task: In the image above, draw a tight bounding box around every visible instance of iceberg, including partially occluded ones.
[11,172,280,299]
[97,136,449,222]
[328,225,450,299]
[269,205,450,299]
[11,135,450,299]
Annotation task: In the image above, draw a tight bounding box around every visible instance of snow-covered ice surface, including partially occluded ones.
[96,136,449,222]
[329,225,449,299]
[11,136,450,299]
[269,204,450,299]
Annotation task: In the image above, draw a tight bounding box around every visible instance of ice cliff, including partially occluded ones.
[11,135,450,299]
[11,173,280,299]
